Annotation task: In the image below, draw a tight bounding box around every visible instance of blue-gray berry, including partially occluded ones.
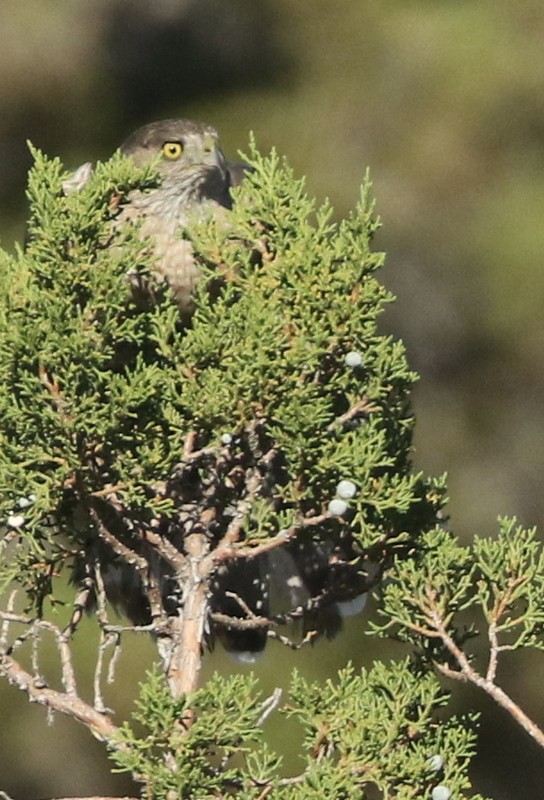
[328,498,348,516]
[7,514,25,528]
[17,496,33,509]
[344,351,363,368]
[428,754,444,772]
[431,786,451,800]
[336,479,357,499]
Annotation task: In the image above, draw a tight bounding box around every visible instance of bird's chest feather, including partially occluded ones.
[118,185,223,310]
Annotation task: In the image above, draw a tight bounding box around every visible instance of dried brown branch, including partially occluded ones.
[0,595,129,746]
[485,575,526,683]
[90,483,128,497]
[174,440,220,471]
[213,461,269,553]
[276,773,308,787]
[327,396,379,432]
[93,631,117,713]
[257,687,282,725]
[106,635,123,684]
[92,558,112,627]
[86,504,148,574]
[267,628,317,650]
[486,618,500,684]
[63,580,94,639]
[102,622,156,634]
[0,612,78,695]
[424,593,544,750]
[211,591,320,651]
[38,365,72,421]
[89,563,136,698]
[210,610,273,630]
[209,611,313,650]
[182,429,198,458]
[0,651,123,745]
[140,526,186,572]
[165,531,210,698]
[210,512,332,567]
[85,501,168,625]
[0,590,18,650]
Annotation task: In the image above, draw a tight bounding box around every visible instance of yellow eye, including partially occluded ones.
[162,141,183,159]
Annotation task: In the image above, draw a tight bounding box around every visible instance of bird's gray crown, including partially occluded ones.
[120,118,218,157]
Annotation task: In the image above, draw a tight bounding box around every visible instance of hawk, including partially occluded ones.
[68,119,368,660]
[117,118,248,316]
[63,118,247,315]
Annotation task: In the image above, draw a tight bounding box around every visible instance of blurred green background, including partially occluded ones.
[1,2,544,798]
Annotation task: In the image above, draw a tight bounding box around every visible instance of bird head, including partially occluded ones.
[121,119,227,174]
[120,118,231,206]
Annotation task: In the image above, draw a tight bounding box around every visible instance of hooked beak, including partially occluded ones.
[200,134,227,171]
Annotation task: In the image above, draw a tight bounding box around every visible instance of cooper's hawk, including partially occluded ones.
[70,119,368,659]
[116,118,248,316]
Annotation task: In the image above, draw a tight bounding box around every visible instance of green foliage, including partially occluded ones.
[284,660,487,800]
[0,146,166,598]
[375,517,544,661]
[0,139,441,606]
[0,137,503,800]
[110,661,489,800]
[110,667,279,799]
